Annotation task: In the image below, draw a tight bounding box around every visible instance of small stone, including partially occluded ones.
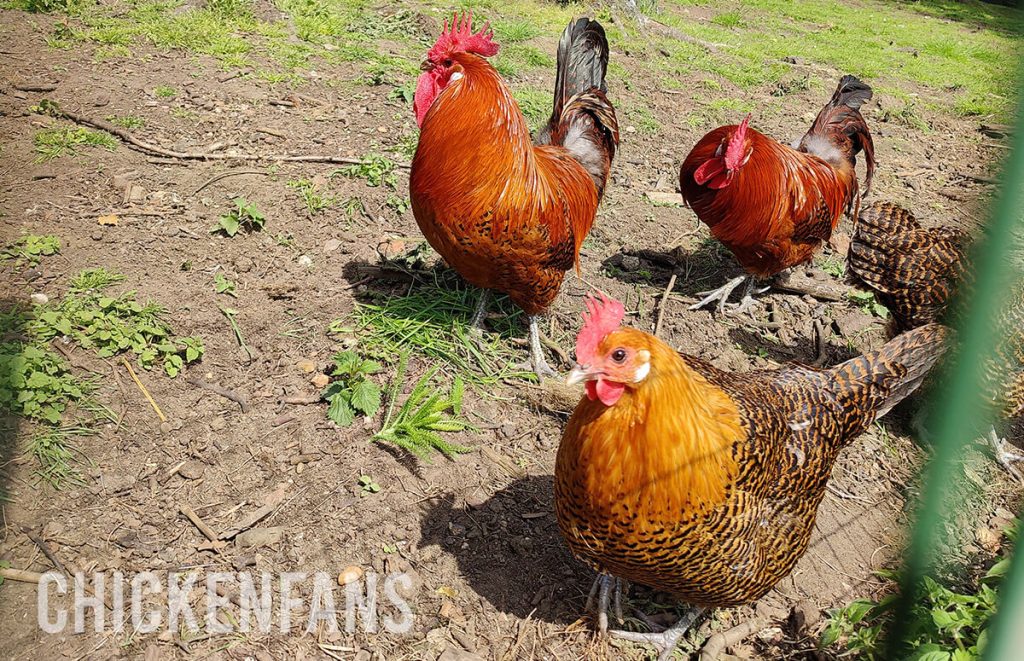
[297,255,313,267]
[465,487,488,509]
[236,527,283,549]
[788,599,820,634]
[338,565,364,586]
[296,359,317,373]
[625,125,637,133]
[91,231,104,241]
[976,526,1001,552]
[210,417,227,432]
[30,293,48,305]
[159,421,172,434]
[323,238,342,253]
[310,373,330,389]
[179,460,205,480]
[620,255,641,271]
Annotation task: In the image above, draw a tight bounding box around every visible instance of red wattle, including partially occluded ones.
[693,157,726,186]
[414,72,440,127]
[595,379,625,406]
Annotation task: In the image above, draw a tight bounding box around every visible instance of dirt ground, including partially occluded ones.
[0,2,1020,660]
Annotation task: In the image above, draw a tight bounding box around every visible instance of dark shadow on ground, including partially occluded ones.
[417,475,594,625]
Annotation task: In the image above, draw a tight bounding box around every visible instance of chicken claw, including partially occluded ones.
[689,275,748,314]
[610,606,705,661]
[527,315,558,379]
[586,574,624,634]
[988,427,1024,482]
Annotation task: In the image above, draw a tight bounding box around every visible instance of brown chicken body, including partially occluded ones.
[554,295,946,659]
[410,15,618,376]
[679,76,876,312]
[849,202,1024,475]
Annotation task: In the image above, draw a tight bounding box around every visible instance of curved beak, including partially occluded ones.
[566,363,597,386]
[420,60,434,72]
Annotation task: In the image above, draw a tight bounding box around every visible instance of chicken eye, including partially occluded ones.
[443,58,453,67]
[611,349,627,364]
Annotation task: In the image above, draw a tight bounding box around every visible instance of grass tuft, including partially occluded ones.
[33,126,117,162]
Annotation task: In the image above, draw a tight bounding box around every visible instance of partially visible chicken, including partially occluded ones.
[679,75,876,313]
[555,294,946,659]
[410,14,618,377]
[848,202,1024,478]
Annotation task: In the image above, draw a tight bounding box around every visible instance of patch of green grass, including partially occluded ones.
[153,85,176,98]
[511,86,550,133]
[288,178,334,215]
[169,107,198,120]
[881,101,931,132]
[212,198,266,237]
[107,114,146,129]
[493,18,540,43]
[27,426,93,488]
[33,126,117,162]
[348,274,533,386]
[710,11,743,28]
[1,234,60,266]
[651,0,1020,120]
[374,352,474,459]
[322,351,382,427]
[335,155,397,190]
[625,104,660,135]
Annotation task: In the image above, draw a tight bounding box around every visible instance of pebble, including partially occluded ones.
[178,460,205,480]
[236,527,283,549]
[338,565,364,585]
[323,238,342,253]
[297,254,313,267]
[296,359,317,373]
[30,292,48,305]
[620,255,641,271]
[310,373,330,388]
[210,417,227,431]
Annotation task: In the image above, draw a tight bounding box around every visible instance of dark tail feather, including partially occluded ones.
[536,18,619,199]
[848,202,923,295]
[547,17,609,129]
[800,74,876,195]
[830,323,950,439]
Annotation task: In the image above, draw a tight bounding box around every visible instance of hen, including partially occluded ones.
[555,294,946,659]
[849,201,1024,477]
[679,75,876,313]
[410,14,618,377]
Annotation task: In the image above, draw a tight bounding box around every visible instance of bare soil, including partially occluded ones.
[0,4,1019,661]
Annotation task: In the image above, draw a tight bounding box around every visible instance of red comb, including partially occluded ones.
[427,11,499,62]
[575,293,625,365]
[724,114,751,171]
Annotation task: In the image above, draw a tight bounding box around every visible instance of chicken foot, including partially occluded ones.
[468,289,491,332]
[587,574,704,661]
[528,315,558,379]
[690,276,768,315]
[610,606,705,661]
[988,427,1024,482]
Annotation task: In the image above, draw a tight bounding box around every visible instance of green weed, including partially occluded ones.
[0,340,90,424]
[33,126,117,162]
[1,234,61,266]
[322,350,383,427]
[848,290,890,319]
[374,353,473,459]
[153,85,176,98]
[358,474,381,493]
[107,114,146,129]
[27,426,94,488]
[213,272,237,297]
[335,155,397,190]
[288,179,334,215]
[822,520,1017,658]
[212,198,266,236]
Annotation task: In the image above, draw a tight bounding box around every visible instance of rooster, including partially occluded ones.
[555,293,946,659]
[849,202,1024,478]
[679,76,876,313]
[410,14,618,377]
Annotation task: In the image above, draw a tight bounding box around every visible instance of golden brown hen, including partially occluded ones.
[848,201,1024,477]
[554,294,947,659]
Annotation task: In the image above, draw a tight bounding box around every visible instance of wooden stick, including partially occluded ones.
[192,169,268,196]
[179,505,219,542]
[654,273,678,338]
[0,567,46,583]
[699,618,765,661]
[44,104,410,168]
[122,357,166,422]
[186,376,249,413]
[21,527,69,577]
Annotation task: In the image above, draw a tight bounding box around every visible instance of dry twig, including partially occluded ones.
[655,273,678,338]
[186,376,249,412]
